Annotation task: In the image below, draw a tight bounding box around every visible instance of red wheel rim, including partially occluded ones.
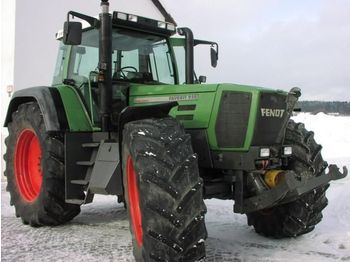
[127,155,143,247]
[14,129,43,202]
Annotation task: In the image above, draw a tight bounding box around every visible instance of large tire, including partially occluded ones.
[247,120,329,238]
[122,118,207,262]
[4,102,80,226]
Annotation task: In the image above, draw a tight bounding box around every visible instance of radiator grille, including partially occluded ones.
[215,91,252,148]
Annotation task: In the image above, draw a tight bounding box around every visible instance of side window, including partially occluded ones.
[172,45,185,84]
[69,46,99,84]
[149,40,175,84]
[67,29,99,85]
[52,42,67,85]
[169,38,186,84]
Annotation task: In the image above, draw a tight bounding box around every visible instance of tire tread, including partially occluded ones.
[123,117,207,262]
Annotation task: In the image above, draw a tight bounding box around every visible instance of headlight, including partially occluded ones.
[283,146,293,156]
[166,23,176,31]
[116,12,127,20]
[113,12,176,33]
[259,148,270,158]
[158,21,166,29]
[128,14,138,22]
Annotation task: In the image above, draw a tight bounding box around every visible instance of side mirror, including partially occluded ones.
[63,21,82,45]
[210,46,218,68]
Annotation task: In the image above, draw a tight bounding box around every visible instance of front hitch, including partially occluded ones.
[288,165,347,198]
[239,165,347,214]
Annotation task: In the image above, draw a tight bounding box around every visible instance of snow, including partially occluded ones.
[145,151,157,157]
[1,113,350,261]
[292,113,350,161]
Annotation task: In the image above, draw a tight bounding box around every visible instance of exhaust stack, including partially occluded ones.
[98,0,112,132]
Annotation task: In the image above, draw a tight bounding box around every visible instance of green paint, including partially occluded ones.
[130,83,284,151]
[53,38,287,151]
[52,44,97,131]
[56,85,94,131]
[130,83,218,96]
[130,83,218,128]
[176,92,216,129]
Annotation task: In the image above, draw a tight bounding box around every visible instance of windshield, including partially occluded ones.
[68,29,176,85]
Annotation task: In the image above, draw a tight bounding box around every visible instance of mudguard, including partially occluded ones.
[4,86,68,132]
[118,101,178,148]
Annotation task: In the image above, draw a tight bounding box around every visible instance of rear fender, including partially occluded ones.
[4,87,68,132]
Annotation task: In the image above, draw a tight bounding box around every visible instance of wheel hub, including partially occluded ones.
[14,129,43,202]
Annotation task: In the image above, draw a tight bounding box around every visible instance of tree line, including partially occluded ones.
[296,101,350,115]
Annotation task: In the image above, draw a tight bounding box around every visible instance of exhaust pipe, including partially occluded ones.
[177,27,194,84]
[98,0,112,132]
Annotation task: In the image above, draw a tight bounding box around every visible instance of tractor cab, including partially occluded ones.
[54,10,218,128]
[54,12,180,126]
[58,14,178,86]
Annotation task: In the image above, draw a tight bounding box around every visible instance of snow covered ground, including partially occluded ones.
[1,113,350,261]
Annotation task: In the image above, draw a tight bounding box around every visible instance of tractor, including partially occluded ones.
[3,1,347,261]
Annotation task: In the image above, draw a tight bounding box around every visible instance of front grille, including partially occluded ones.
[216,91,252,148]
[252,92,288,146]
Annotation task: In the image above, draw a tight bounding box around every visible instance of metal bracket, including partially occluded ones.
[238,164,348,214]
[88,141,122,195]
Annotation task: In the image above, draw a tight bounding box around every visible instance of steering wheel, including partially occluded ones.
[116,66,138,79]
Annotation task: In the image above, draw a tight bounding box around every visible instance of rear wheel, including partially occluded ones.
[4,102,80,226]
[122,118,207,262]
[246,120,329,238]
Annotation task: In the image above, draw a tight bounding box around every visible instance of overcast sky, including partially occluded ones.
[14,0,350,101]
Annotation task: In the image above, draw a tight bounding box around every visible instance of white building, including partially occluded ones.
[1,0,16,177]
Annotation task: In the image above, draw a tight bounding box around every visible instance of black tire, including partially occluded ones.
[4,102,81,226]
[247,120,329,238]
[122,118,207,262]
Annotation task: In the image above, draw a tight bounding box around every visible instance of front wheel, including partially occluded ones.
[122,118,207,261]
[246,120,329,238]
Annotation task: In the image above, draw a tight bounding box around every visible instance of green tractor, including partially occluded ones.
[3,1,347,261]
